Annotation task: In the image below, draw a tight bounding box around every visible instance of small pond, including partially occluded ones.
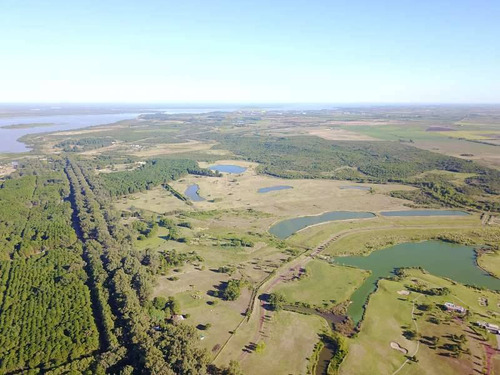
[335,240,500,324]
[380,209,469,217]
[339,185,371,191]
[208,164,247,174]
[269,211,375,239]
[258,185,293,194]
[185,184,205,202]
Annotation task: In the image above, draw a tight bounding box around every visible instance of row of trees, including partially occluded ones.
[66,158,237,374]
[65,158,162,372]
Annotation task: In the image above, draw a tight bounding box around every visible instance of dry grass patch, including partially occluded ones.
[308,127,379,141]
[131,140,219,157]
[170,162,415,227]
[216,310,328,375]
[114,186,193,214]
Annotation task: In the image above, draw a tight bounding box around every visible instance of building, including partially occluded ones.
[444,302,466,314]
[477,321,500,334]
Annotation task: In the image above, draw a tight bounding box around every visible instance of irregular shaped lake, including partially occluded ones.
[258,185,293,194]
[335,241,500,324]
[381,209,469,217]
[269,211,375,239]
[185,184,204,202]
[208,164,247,174]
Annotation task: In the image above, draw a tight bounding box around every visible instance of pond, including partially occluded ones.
[339,185,371,191]
[185,184,204,202]
[269,211,375,239]
[208,164,247,174]
[258,185,293,194]
[335,240,500,324]
[380,209,469,217]
[0,113,143,153]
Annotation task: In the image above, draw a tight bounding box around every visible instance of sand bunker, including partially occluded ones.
[390,341,408,354]
[397,290,410,295]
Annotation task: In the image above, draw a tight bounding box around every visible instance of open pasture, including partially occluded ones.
[215,310,328,375]
[274,260,369,308]
[170,160,415,219]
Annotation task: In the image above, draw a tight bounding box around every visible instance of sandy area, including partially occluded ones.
[390,341,408,354]
[0,165,15,177]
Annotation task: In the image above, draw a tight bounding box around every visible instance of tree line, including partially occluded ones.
[100,158,219,197]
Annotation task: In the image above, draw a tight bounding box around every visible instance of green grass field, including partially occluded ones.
[478,251,500,278]
[274,260,368,307]
[340,269,500,375]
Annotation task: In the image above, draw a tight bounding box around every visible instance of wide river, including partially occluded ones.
[335,240,500,324]
[0,113,145,153]
[0,106,250,153]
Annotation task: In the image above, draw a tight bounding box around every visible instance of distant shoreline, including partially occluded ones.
[1,122,55,129]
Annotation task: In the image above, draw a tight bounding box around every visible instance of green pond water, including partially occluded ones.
[335,240,500,324]
[269,211,375,239]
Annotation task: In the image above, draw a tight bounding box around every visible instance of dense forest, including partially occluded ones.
[100,158,219,197]
[0,157,239,374]
[55,137,116,152]
[0,160,99,373]
[215,135,500,211]
[0,248,99,372]
[215,135,482,180]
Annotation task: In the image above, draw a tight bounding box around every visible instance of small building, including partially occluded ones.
[477,321,500,334]
[444,302,466,314]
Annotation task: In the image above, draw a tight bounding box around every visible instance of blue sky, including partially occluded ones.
[1,0,499,103]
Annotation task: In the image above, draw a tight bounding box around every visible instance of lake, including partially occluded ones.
[185,184,204,202]
[0,106,252,153]
[208,164,247,174]
[269,211,375,239]
[0,113,144,153]
[258,185,293,193]
[380,209,469,217]
[335,241,500,324]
